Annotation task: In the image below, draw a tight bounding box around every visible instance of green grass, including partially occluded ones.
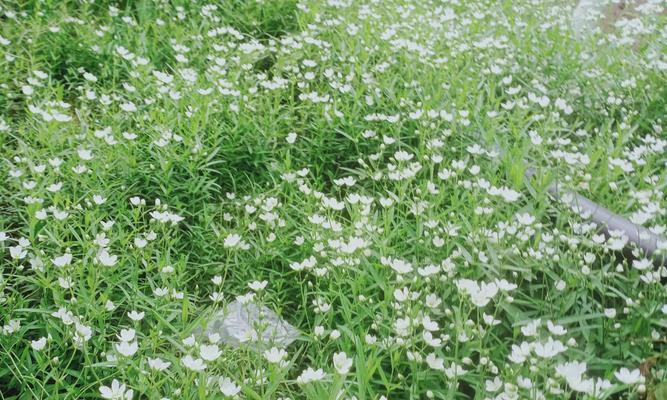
[0,0,666,399]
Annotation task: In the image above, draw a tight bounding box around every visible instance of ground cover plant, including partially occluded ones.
[1,0,666,399]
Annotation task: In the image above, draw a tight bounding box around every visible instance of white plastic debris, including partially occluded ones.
[202,300,299,350]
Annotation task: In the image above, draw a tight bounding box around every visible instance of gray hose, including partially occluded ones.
[525,168,666,263]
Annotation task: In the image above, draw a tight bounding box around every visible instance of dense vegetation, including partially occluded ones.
[1,0,666,399]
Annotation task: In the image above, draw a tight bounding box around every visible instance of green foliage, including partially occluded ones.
[0,0,666,399]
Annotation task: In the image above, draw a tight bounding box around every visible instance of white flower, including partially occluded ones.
[482,313,501,326]
[223,233,249,249]
[456,279,499,307]
[224,233,241,247]
[365,334,377,345]
[35,209,47,220]
[117,328,136,342]
[115,341,138,357]
[425,353,444,370]
[52,308,74,325]
[547,321,567,336]
[127,311,145,321]
[9,245,28,260]
[381,257,413,274]
[83,72,98,82]
[423,331,442,347]
[153,70,173,84]
[181,355,206,371]
[210,291,224,302]
[520,319,540,337]
[516,213,535,225]
[95,233,111,247]
[632,258,652,271]
[421,315,439,331]
[2,319,21,335]
[97,249,118,267]
[208,333,221,344]
[394,150,413,161]
[74,324,92,344]
[555,361,587,387]
[286,132,297,144]
[314,326,325,337]
[134,237,147,248]
[614,368,642,385]
[495,278,517,291]
[508,342,532,364]
[149,210,185,224]
[444,363,466,379]
[379,197,394,207]
[394,287,409,302]
[248,280,268,291]
[93,195,107,205]
[99,379,134,400]
[296,367,326,384]
[58,277,73,289]
[52,253,73,267]
[78,148,93,160]
[236,292,255,304]
[147,357,171,371]
[182,335,196,347]
[120,102,137,112]
[199,344,221,362]
[31,337,47,351]
[219,377,241,397]
[485,377,503,392]
[533,337,566,358]
[332,351,353,374]
[263,347,288,364]
[569,377,612,396]
[123,131,137,140]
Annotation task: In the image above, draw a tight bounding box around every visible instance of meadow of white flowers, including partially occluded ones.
[1,0,666,399]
